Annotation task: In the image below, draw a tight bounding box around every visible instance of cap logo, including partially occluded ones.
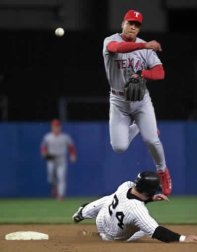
[134,11,140,18]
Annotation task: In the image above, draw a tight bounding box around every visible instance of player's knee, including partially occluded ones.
[143,137,160,147]
[111,143,128,153]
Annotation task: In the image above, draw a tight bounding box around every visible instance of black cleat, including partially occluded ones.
[72,203,88,223]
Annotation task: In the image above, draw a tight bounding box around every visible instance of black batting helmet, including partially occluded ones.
[135,171,161,197]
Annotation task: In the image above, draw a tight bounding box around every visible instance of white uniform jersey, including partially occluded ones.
[96,181,159,240]
[103,33,162,91]
[42,132,73,159]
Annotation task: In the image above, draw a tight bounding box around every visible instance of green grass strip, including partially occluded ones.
[0,196,196,224]
[147,196,197,224]
[0,198,94,224]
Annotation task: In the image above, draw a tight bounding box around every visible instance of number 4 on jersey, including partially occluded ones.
[108,194,125,229]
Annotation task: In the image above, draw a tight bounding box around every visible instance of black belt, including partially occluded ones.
[111,89,125,96]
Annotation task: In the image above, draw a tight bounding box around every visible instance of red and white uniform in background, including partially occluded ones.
[41,120,76,198]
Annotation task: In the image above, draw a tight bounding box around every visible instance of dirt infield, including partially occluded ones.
[0,224,197,252]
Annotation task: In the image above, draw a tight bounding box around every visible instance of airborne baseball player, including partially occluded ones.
[103,9,172,195]
[40,119,77,200]
[72,171,197,243]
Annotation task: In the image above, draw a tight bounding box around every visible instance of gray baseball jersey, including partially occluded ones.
[42,132,73,160]
[96,181,158,240]
[103,33,162,91]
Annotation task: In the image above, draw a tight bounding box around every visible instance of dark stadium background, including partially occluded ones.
[0,0,197,122]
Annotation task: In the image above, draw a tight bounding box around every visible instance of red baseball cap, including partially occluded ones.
[51,119,61,126]
[123,10,143,24]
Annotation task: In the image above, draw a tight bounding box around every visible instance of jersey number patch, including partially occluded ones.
[108,194,125,229]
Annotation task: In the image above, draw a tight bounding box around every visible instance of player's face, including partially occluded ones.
[52,125,61,135]
[121,21,141,41]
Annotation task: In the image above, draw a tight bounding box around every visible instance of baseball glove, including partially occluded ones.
[43,153,56,161]
[124,77,147,102]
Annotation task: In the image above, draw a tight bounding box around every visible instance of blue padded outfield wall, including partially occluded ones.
[0,121,197,197]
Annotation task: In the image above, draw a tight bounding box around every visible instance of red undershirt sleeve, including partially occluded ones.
[68,144,77,157]
[142,65,165,80]
[40,145,48,155]
[107,41,146,53]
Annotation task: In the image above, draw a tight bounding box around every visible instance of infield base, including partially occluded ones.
[5,231,49,240]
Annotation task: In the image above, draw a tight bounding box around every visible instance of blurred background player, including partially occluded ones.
[40,119,77,200]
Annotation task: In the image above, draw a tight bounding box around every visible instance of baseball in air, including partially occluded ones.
[55,27,65,37]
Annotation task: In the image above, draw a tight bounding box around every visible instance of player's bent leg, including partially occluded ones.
[82,196,112,219]
[143,137,166,170]
[73,195,112,223]
[109,103,131,153]
[129,122,140,144]
[72,203,89,223]
[135,112,167,171]
[135,94,172,195]
[137,127,172,195]
[142,137,172,196]
[111,143,129,153]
